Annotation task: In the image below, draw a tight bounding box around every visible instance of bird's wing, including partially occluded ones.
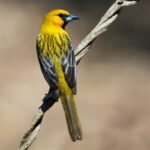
[36,38,77,94]
[62,43,77,94]
[36,42,58,88]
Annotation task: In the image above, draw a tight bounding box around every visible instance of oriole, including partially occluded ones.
[36,9,82,141]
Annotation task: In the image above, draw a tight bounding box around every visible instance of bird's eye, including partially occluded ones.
[58,14,64,18]
[58,13,68,19]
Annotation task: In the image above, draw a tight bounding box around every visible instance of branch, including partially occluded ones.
[75,0,139,63]
[19,0,138,149]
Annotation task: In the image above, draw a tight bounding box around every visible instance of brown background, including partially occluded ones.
[0,0,150,150]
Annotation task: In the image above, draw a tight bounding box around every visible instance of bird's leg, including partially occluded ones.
[41,88,59,113]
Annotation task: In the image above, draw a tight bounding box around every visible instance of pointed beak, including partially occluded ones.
[66,14,79,22]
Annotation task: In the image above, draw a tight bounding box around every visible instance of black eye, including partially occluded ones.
[58,13,64,18]
[58,13,68,19]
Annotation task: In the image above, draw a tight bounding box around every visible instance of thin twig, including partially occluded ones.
[19,0,138,149]
[75,0,139,63]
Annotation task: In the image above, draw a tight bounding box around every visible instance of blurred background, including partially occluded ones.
[0,0,150,150]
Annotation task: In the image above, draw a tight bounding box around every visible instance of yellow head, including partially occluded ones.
[42,9,79,29]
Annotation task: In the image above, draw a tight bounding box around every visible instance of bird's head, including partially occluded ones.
[42,9,79,29]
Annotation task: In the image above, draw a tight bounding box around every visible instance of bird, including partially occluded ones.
[36,9,82,141]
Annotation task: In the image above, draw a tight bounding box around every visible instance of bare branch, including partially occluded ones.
[19,0,138,149]
[75,0,139,63]
[19,97,57,150]
[19,109,43,150]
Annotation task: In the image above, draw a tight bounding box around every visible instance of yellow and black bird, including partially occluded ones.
[36,9,82,141]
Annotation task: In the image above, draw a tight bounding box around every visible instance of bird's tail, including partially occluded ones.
[59,80,82,141]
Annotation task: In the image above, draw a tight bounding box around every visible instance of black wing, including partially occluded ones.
[36,43,58,89]
[36,39,77,95]
[62,43,77,94]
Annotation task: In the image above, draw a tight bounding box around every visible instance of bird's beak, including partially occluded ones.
[66,14,79,22]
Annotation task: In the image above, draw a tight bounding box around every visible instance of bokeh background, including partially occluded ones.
[0,0,150,150]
